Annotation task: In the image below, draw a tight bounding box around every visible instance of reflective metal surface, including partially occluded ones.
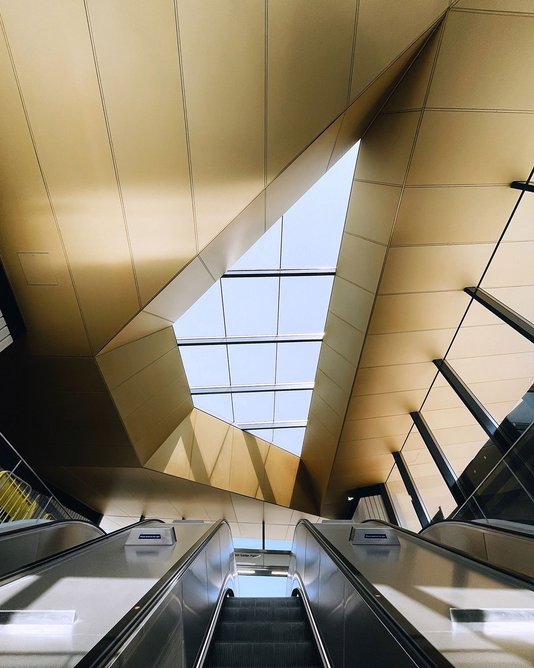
[294,520,534,667]
[0,519,104,577]
[421,520,534,580]
[94,521,235,668]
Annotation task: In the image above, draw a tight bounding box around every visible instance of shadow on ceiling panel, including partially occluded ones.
[87,0,196,307]
[178,0,265,250]
[351,0,448,99]
[353,362,443,396]
[1,1,140,352]
[267,0,357,181]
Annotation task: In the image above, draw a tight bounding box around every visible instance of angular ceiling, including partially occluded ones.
[8,1,519,524]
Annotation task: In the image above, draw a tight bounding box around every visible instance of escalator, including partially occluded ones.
[0,518,533,667]
[206,596,322,667]
[0,518,105,577]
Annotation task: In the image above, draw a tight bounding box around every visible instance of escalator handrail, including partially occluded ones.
[76,519,230,668]
[363,518,534,588]
[0,518,104,540]
[421,517,534,541]
[0,518,163,586]
[296,519,453,668]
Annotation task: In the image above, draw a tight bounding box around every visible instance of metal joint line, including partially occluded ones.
[510,180,534,193]
[392,451,430,528]
[177,333,323,346]
[433,359,515,452]
[410,412,466,506]
[222,268,336,278]
[191,382,314,395]
[239,420,307,430]
[464,286,534,344]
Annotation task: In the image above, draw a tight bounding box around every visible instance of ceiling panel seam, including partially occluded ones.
[0,12,94,354]
[83,0,142,309]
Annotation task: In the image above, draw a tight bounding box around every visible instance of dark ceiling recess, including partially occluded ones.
[0,259,25,340]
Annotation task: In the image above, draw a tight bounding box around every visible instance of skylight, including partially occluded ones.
[175,144,359,456]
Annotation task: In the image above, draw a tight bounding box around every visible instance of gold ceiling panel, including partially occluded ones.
[454,0,534,10]
[86,0,196,307]
[1,0,140,352]
[360,329,455,368]
[345,183,401,244]
[351,0,449,98]
[353,362,445,397]
[393,186,521,246]
[347,389,427,422]
[267,0,357,181]
[337,234,387,293]
[178,0,265,249]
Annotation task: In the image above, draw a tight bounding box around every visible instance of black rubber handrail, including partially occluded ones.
[298,519,453,668]
[76,520,229,668]
[364,519,534,588]
[0,518,162,586]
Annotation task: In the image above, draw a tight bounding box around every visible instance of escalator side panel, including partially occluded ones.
[292,524,420,668]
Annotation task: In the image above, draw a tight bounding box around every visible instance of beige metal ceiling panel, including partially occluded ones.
[145,416,195,480]
[178,0,265,250]
[200,192,266,280]
[337,233,387,293]
[308,394,346,436]
[97,327,178,389]
[428,11,534,111]
[263,447,300,507]
[392,186,520,246]
[384,28,442,114]
[347,389,427,421]
[266,117,343,225]
[360,329,455,368]
[144,257,214,322]
[486,286,534,323]
[353,362,444,396]
[454,0,534,10]
[329,278,374,333]
[351,0,448,99]
[111,348,187,419]
[423,384,466,412]
[0,34,91,356]
[448,323,533,359]
[323,313,365,365]
[466,377,533,408]
[355,111,420,185]
[427,422,487,447]
[1,1,141,352]
[407,110,534,186]
[483,241,534,287]
[318,343,358,393]
[342,413,413,442]
[369,292,473,334]
[345,183,401,244]
[450,352,534,384]
[267,0,357,181]
[329,27,434,166]
[123,376,192,463]
[334,436,400,462]
[422,402,483,431]
[86,0,196,307]
[189,409,231,487]
[379,244,492,295]
[98,312,173,356]
[229,430,269,499]
[314,370,350,416]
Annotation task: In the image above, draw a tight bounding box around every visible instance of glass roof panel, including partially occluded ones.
[282,146,357,268]
[194,394,233,423]
[180,345,229,387]
[276,341,322,383]
[233,391,275,424]
[173,281,225,338]
[231,219,282,271]
[222,277,279,336]
[229,343,276,385]
[175,143,359,455]
[271,428,306,456]
[278,275,334,335]
[274,389,313,422]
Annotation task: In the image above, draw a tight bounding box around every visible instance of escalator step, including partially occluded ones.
[215,620,310,643]
[224,597,301,608]
[221,606,304,622]
[208,641,321,667]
